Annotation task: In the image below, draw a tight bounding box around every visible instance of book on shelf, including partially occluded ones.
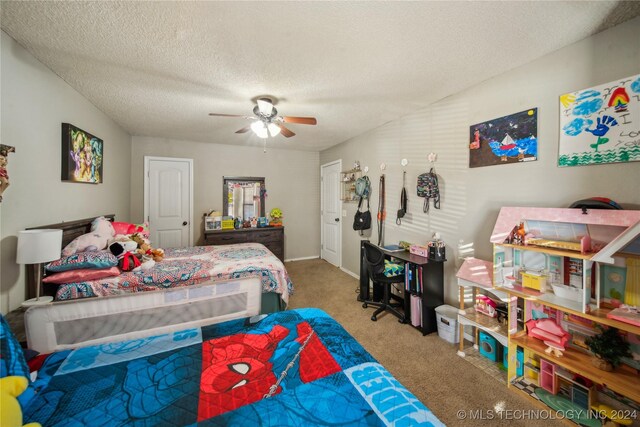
[383,244,405,252]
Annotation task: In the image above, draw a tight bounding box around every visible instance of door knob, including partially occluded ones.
[182,221,188,226]
[334,218,340,222]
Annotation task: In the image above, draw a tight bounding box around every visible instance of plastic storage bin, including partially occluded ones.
[435,305,460,344]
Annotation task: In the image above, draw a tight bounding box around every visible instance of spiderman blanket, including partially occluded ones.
[23,309,443,426]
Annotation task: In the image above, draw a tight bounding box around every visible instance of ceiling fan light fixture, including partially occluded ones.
[250,120,268,138]
[257,98,274,116]
[267,123,281,137]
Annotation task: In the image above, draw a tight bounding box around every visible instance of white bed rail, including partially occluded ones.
[25,277,262,353]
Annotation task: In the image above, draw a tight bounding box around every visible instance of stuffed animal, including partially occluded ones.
[0,376,41,427]
[150,248,164,262]
[62,217,115,256]
[119,252,141,271]
[133,256,155,272]
[108,239,138,258]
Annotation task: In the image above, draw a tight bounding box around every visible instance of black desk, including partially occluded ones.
[359,241,445,335]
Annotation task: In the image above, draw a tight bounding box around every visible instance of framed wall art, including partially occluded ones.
[61,123,103,184]
[469,108,538,168]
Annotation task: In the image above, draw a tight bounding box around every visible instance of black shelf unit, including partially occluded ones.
[358,240,445,335]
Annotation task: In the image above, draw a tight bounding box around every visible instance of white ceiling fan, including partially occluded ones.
[209,97,317,139]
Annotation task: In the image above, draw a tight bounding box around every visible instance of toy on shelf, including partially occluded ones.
[526,318,570,357]
[506,221,527,245]
[475,295,497,317]
[269,207,283,227]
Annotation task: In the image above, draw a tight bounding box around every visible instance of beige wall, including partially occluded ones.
[320,17,640,306]
[130,136,320,260]
[0,31,132,313]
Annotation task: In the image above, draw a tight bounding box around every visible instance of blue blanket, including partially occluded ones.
[24,308,443,426]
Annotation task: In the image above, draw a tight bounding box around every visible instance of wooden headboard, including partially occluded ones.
[25,214,115,299]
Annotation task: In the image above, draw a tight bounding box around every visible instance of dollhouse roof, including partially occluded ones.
[456,257,493,288]
[490,207,640,264]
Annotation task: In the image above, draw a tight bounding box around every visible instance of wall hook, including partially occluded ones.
[428,152,437,163]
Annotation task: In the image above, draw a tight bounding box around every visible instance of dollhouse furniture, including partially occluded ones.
[489,207,640,414]
[456,257,509,358]
[525,318,570,356]
[539,359,558,394]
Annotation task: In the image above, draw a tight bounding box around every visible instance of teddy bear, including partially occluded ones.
[0,376,41,427]
[150,248,165,262]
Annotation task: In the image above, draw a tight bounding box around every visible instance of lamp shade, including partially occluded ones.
[17,229,63,264]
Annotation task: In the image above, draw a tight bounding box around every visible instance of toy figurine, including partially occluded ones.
[0,145,15,202]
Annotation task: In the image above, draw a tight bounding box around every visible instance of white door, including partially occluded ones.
[144,157,193,248]
[321,160,341,267]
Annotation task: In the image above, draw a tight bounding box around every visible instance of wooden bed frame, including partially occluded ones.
[25,214,115,299]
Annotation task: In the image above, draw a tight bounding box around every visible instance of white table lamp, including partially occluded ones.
[17,229,63,306]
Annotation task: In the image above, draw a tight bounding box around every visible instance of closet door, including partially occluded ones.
[145,156,193,248]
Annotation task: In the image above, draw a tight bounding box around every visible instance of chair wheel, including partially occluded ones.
[362,303,368,308]
[371,315,377,321]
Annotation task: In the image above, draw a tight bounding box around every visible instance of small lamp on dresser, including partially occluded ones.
[17,229,62,306]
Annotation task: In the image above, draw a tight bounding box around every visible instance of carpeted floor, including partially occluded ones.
[286,258,562,426]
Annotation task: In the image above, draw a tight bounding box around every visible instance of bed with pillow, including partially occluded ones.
[23,215,293,354]
[4,309,444,426]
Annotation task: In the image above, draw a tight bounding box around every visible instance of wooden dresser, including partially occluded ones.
[203,227,284,262]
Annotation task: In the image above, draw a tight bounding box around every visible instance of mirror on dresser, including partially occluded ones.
[223,177,266,221]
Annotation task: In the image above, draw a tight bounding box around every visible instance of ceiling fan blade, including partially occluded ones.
[277,124,296,138]
[235,125,252,134]
[281,116,317,125]
[209,113,254,119]
[257,98,274,116]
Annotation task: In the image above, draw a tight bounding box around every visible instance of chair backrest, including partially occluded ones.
[363,241,386,278]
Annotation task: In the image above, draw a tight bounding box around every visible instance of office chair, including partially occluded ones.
[361,241,406,322]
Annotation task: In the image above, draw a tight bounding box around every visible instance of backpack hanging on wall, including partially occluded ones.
[417,168,440,213]
[354,176,371,199]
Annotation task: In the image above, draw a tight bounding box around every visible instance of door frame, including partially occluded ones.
[143,156,194,247]
[320,159,342,267]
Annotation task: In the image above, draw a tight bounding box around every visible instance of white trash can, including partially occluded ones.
[435,304,460,344]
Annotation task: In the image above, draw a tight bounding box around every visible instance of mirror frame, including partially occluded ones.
[222,176,266,219]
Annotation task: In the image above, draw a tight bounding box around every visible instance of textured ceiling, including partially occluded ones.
[2,1,639,151]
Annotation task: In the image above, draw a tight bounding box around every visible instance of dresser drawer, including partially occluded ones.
[205,232,247,245]
[252,229,283,243]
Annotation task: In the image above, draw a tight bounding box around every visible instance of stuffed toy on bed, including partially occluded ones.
[61,216,115,256]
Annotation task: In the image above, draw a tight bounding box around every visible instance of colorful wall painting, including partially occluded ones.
[600,264,626,305]
[559,74,640,167]
[469,108,538,168]
[61,123,103,184]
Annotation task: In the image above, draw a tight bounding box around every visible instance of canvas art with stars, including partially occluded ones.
[469,108,538,168]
